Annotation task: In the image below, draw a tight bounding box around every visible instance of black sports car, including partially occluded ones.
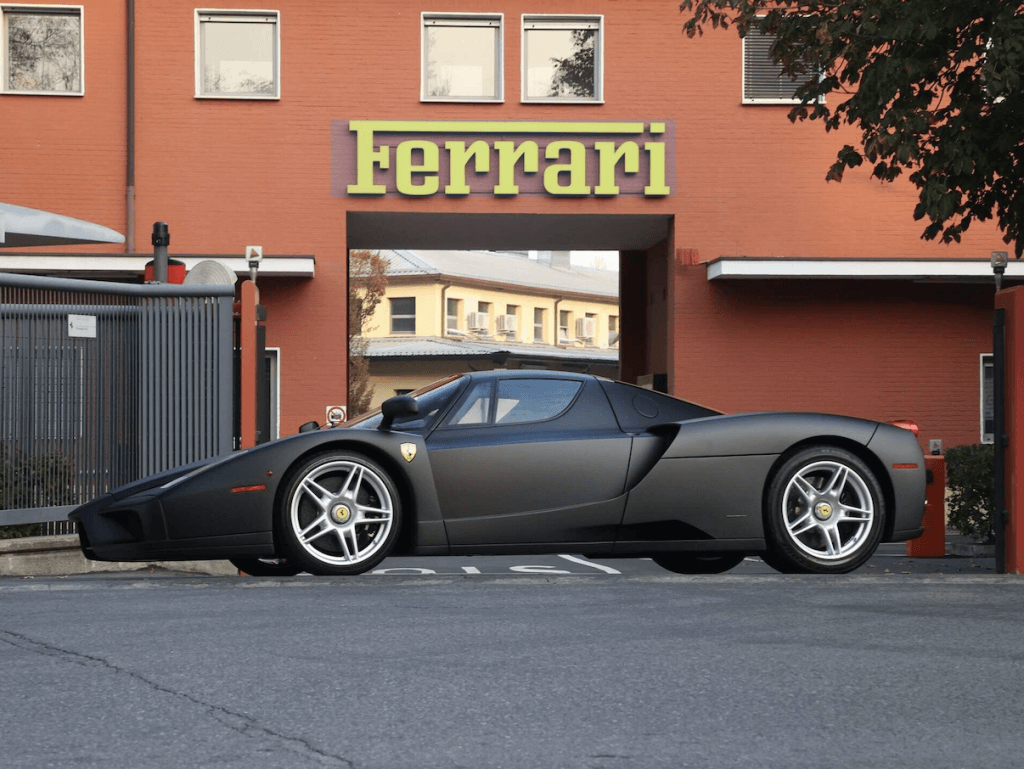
[70,370,926,576]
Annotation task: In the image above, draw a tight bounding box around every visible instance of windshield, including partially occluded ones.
[345,375,466,434]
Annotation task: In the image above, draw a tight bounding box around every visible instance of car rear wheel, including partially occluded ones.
[765,446,886,574]
[229,557,303,577]
[277,452,401,576]
[652,552,746,574]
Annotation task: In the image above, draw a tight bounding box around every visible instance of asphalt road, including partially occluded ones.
[2,552,1022,769]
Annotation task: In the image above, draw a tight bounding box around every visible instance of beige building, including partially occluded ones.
[359,250,619,409]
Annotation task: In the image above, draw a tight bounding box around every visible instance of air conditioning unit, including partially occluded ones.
[576,317,596,340]
[496,314,517,333]
[467,312,489,332]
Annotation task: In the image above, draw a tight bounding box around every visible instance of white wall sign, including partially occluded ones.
[68,314,97,339]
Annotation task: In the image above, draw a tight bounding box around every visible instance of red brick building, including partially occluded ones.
[1,1,1015,449]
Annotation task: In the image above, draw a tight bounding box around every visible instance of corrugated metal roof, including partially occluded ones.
[0,202,125,248]
[363,335,618,362]
[381,249,618,298]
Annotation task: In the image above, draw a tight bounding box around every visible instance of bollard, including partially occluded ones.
[906,455,946,557]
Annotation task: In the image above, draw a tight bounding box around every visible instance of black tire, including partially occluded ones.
[765,445,886,574]
[652,552,746,574]
[229,557,303,577]
[276,451,402,576]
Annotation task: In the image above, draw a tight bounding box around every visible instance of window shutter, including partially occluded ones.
[743,30,803,103]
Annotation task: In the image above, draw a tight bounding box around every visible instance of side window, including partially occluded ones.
[495,379,582,424]
[2,5,83,95]
[196,10,280,99]
[448,381,493,426]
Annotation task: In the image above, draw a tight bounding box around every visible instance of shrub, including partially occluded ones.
[944,444,995,543]
[0,445,74,540]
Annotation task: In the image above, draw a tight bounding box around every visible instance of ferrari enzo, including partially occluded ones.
[70,370,926,576]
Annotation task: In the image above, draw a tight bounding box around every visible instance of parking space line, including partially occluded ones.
[557,554,622,574]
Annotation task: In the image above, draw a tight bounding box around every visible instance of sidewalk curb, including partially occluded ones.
[0,535,237,577]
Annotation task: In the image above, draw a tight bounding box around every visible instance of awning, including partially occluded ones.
[706,257,1024,282]
[0,202,125,248]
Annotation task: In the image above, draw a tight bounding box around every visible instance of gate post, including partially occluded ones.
[995,286,1024,574]
[239,280,259,450]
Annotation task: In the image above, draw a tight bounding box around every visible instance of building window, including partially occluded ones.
[522,15,602,102]
[196,10,279,99]
[390,297,416,335]
[2,6,83,95]
[534,308,545,342]
[558,310,572,342]
[982,354,994,444]
[446,297,461,333]
[608,315,619,347]
[422,13,502,102]
[742,22,816,104]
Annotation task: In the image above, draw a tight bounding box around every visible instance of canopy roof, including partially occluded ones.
[0,202,125,248]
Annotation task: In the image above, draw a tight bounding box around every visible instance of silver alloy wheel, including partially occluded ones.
[781,460,875,561]
[288,459,395,567]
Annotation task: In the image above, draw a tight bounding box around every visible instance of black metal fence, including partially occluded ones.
[0,273,234,527]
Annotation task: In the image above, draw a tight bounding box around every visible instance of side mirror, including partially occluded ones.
[298,420,320,433]
[379,395,418,431]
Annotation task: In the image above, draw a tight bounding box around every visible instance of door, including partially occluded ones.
[426,377,631,547]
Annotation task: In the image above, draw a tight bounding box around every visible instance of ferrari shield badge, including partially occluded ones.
[401,443,417,463]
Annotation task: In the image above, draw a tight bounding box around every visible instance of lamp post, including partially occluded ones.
[992,251,1008,574]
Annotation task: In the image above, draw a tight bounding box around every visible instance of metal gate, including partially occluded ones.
[0,273,234,526]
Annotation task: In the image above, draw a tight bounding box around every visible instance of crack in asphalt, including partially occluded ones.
[0,628,354,768]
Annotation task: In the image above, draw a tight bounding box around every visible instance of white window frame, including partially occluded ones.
[742,19,820,105]
[421,12,503,103]
[195,8,280,100]
[981,353,994,445]
[521,14,603,104]
[1,4,84,96]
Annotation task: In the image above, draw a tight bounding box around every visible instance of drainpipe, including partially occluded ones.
[126,0,135,253]
[440,281,451,336]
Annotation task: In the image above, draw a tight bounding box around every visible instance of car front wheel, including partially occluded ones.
[277,452,401,576]
[765,446,886,574]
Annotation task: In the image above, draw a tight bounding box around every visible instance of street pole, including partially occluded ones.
[992,251,1008,574]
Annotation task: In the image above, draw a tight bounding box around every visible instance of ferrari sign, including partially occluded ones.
[332,120,674,198]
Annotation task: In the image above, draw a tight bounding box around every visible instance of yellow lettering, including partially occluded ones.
[444,141,490,196]
[493,141,539,196]
[593,141,639,196]
[543,141,591,195]
[644,142,671,196]
[396,140,440,196]
[347,121,389,195]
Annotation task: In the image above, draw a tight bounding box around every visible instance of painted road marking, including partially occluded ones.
[558,554,622,574]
